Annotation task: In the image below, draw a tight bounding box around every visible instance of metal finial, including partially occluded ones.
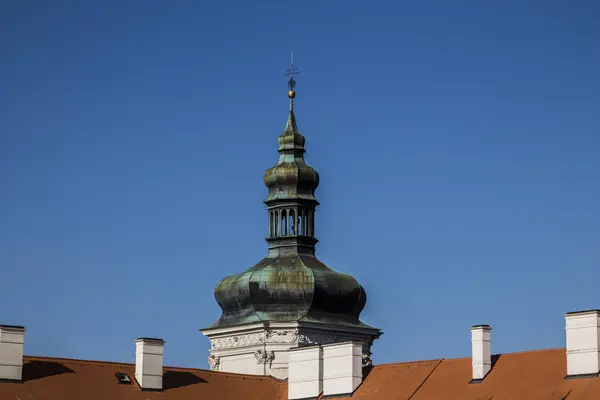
[285,52,299,106]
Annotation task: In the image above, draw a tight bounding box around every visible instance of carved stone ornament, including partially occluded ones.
[210,329,355,350]
[294,331,343,345]
[362,355,373,367]
[208,355,220,371]
[211,332,267,349]
[254,350,275,366]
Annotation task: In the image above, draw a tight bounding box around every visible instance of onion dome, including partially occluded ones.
[209,68,373,331]
[263,109,320,204]
[212,253,368,327]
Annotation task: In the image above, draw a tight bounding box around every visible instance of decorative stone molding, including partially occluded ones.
[208,355,220,371]
[209,329,352,350]
[254,350,275,366]
[294,331,342,345]
[265,330,296,344]
[362,355,373,367]
[210,332,267,349]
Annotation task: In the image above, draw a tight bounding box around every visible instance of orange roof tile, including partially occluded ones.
[351,359,442,400]
[0,356,287,400]
[5,349,600,399]
[344,349,600,400]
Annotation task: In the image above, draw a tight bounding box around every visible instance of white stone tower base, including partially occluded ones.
[201,321,381,380]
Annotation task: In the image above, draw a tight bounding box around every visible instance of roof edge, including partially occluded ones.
[370,347,567,369]
[22,355,286,382]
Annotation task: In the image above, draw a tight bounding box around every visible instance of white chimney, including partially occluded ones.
[135,337,164,390]
[565,310,600,377]
[322,341,363,397]
[470,325,492,382]
[0,325,25,381]
[288,345,323,400]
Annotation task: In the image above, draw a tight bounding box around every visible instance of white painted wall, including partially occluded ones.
[470,325,491,380]
[135,338,164,390]
[288,345,322,400]
[0,325,25,381]
[268,348,292,378]
[219,352,265,375]
[566,310,600,376]
[322,341,362,397]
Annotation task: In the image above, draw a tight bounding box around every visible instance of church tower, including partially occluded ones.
[201,60,381,379]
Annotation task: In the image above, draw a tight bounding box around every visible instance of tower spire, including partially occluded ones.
[286,52,298,112]
[285,52,299,133]
[262,55,319,252]
[203,63,381,378]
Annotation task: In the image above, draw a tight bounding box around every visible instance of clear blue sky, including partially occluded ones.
[1,1,599,368]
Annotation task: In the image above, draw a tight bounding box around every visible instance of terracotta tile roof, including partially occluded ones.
[345,348,600,400]
[5,349,600,399]
[349,359,442,399]
[409,349,571,400]
[0,356,287,400]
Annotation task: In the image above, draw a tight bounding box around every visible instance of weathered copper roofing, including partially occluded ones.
[209,90,373,330]
[263,108,319,204]
[213,250,368,327]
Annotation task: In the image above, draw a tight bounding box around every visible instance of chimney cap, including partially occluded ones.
[0,325,25,331]
[471,325,491,330]
[565,309,600,317]
[136,337,165,344]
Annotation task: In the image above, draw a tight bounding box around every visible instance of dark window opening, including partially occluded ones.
[115,372,132,384]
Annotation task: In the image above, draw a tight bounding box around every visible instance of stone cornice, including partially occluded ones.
[207,327,377,352]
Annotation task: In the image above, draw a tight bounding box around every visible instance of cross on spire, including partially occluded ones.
[285,52,299,91]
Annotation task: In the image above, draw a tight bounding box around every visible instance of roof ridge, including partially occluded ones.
[24,355,133,367]
[501,347,565,355]
[372,358,443,368]
[168,366,286,381]
[23,355,286,382]
[371,347,566,368]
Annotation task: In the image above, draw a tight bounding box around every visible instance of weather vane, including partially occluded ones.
[285,52,299,98]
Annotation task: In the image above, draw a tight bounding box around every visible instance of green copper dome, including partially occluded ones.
[213,252,368,327]
[210,91,372,330]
